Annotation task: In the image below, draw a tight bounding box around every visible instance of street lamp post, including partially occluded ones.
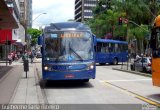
[32,13,46,23]
[132,39,137,58]
[28,13,46,51]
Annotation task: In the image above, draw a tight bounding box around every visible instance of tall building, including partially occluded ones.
[0,0,21,59]
[0,0,32,59]
[19,0,32,50]
[19,0,32,28]
[75,0,98,22]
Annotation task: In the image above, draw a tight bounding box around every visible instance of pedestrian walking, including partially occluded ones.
[30,52,34,63]
[8,53,12,65]
[22,51,28,61]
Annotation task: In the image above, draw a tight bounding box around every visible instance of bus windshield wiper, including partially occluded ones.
[69,45,84,61]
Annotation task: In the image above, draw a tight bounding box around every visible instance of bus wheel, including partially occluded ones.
[113,58,118,65]
[83,79,89,82]
[40,79,47,89]
[99,63,106,65]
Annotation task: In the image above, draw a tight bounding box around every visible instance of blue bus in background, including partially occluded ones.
[95,38,128,65]
[38,22,96,82]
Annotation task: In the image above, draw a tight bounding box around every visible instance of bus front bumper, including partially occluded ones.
[42,69,95,80]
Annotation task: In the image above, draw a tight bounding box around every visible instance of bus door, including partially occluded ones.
[151,27,160,86]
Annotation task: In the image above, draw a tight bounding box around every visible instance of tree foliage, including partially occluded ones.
[27,28,42,46]
[87,0,160,41]
[86,0,160,54]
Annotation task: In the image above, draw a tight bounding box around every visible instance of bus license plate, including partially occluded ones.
[65,74,74,78]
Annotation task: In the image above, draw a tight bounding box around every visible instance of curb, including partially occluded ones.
[112,68,152,77]
[34,63,45,104]
[35,64,49,104]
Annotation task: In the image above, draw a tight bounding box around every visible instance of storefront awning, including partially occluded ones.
[0,40,17,44]
[0,0,18,29]
[14,42,25,47]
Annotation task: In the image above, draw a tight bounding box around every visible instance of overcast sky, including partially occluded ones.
[32,0,75,28]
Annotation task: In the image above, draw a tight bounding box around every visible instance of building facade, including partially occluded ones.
[19,0,32,51]
[0,0,20,59]
[19,0,32,28]
[0,0,32,59]
[75,0,98,22]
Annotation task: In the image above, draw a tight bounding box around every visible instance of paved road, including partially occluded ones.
[35,58,160,110]
[35,59,159,104]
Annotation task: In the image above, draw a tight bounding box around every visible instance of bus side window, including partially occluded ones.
[101,43,106,53]
[157,32,160,57]
[94,46,96,52]
[151,28,160,57]
[123,44,128,52]
[115,43,120,53]
[109,43,114,53]
[119,44,122,52]
[105,43,109,53]
[151,30,156,49]
[96,43,102,52]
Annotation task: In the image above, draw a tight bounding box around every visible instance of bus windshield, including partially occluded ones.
[44,31,93,61]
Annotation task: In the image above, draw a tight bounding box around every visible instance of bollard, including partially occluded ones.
[23,60,29,78]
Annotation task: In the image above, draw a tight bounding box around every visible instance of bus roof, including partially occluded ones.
[96,38,128,44]
[44,22,91,32]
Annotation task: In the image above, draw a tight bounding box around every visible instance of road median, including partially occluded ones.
[112,68,152,77]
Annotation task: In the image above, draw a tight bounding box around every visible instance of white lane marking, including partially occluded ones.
[100,79,151,83]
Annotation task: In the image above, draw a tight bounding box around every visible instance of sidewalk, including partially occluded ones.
[0,59,25,104]
[0,59,20,79]
[9,59,44,104]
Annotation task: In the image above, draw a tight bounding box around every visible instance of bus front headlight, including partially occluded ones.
[90,65,94,69]
[44,66,48,70]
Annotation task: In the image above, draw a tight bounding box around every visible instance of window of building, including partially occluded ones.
[20,13,24,19]
[20,2,24,7]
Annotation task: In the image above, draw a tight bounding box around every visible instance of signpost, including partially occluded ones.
[23,60,29,78]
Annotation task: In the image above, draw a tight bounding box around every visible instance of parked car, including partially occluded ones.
[130,57,151,73]
[36,53,42,58]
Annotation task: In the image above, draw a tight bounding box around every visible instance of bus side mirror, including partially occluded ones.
[41,47,43,54]
[93,34,97,46]
[38,35,42,45]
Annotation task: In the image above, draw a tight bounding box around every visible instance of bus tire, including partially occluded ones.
[83,79,89,82]
[113,58,118,65]
[40,79,47,89]
[99,63,106,65]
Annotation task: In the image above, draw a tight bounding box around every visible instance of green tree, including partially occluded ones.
[88,0,159,38]
[27,28,42,46]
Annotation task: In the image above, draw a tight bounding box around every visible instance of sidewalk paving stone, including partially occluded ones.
[10,61,44,104]
[0,65,23,104]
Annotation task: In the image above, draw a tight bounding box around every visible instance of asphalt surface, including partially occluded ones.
[35,59,146,105]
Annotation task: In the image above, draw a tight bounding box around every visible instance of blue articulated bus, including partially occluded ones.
[95,38,128,65]
[38,22,96,82]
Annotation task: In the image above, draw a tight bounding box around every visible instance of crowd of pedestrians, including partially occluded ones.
[7,51,35,65]
[7,51,20,65]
